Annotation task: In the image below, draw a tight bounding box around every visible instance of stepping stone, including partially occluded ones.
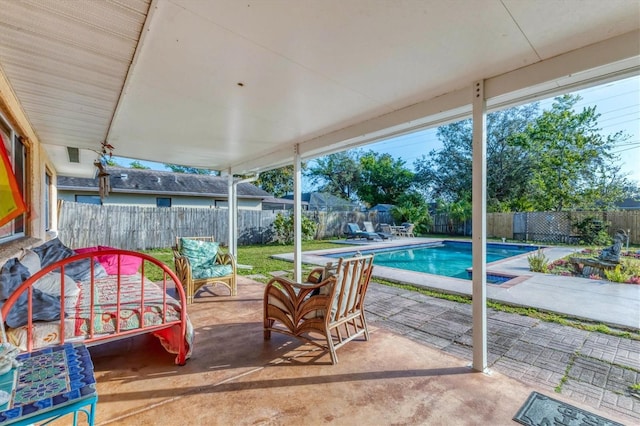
[245,274,267,280]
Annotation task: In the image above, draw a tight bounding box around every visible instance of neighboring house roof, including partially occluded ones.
[616,198,640,210]
[283,192,357,211]
[262,197,309,206]
[261,197,310,210]
[57,167,272,199]
[369,204,395,212]
[282,193,312,203]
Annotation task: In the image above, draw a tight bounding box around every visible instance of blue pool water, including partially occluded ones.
[327,241,537,281]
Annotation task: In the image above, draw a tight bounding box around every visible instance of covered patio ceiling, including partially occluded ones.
[0,0,638,177]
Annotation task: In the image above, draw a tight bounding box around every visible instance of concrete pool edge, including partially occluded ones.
[273,238,539,289]
[270,239,640,330]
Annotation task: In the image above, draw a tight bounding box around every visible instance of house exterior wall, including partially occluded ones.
[0,70,56,262]
[58,190,263,210]
[213,199,262,211]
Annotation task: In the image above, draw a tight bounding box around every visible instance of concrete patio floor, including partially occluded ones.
[85,277,633,425]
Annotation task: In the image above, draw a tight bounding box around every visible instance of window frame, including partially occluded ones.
[0,114,26,243]
[156,197,172,208]
[75,195,102,205]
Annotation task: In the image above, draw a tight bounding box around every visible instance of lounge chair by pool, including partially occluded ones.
[364,221,392,240]
[345,223,378,240]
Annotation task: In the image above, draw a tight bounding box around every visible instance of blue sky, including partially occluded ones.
[116,75,640,183]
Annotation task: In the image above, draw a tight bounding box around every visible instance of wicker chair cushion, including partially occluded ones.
[180,238,219,269]
[192,264,233,280]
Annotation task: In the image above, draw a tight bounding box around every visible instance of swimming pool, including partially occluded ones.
[326,241,538,281]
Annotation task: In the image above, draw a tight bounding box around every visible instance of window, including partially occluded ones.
[0,115,26,242]
[156,197,171,208]
[44,170,52,231]
[75,195,102,205]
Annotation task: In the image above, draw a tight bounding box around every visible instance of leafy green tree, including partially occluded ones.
[104,158,120,167]
[391,191,432,235]
[514,94,632,211]
[129,160,150,169]
[305,151,361,200]
[414,121,472,203]
[413,103,539,211]
[356,151,414,207]
[436,198,472,235]
[164,164,212,175]
[256,166,295,197]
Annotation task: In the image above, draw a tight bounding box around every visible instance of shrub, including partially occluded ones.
[622,259,640,277]
[627,276,640,285]
[573,216,611,246]
[604,265,629,283]
[527,248,549,273]
[272,213,317,244]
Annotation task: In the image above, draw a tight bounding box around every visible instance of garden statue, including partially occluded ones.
[598,229,627,263]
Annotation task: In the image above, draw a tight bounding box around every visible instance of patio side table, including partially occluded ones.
[0,343,97,426]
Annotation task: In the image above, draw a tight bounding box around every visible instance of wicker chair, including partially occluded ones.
[173,236,237,304]
[263,254,374,364]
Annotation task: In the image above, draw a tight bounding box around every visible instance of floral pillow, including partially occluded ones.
[179,238,219,269]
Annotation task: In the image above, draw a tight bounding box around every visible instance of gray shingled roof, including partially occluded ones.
[57,167,271,198]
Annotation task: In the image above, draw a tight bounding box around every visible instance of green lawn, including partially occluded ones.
[141,239,638,340]
[142,240,352,283]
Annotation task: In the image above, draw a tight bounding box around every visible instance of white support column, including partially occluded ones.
[293,144,302,283]
[227,170,236,257]
[471,80,488,373]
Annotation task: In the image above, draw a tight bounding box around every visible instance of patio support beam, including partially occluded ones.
[293,144,302,282]
[227,170,237,257]
[471,80,488,373]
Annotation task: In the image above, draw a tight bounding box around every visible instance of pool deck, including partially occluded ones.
[272,238,640,330]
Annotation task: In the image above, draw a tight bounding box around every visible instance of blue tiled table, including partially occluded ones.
[0,343,97,425]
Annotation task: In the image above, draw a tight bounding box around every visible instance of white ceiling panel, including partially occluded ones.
[172,0,540,109]
[503,0,640,59]
[0,0,149,169]
[0,0,637,176]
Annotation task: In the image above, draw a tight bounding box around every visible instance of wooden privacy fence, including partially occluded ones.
[57,202,394,250]
[486,211,639,245]
[59,201,639,249]
[417,210,639,245]
[510,210,640,245]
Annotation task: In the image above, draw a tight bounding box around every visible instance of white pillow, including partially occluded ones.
[19,249,41,275]
[33,273,80,299]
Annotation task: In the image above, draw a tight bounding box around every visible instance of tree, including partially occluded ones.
[356,151,414,207]
[129,160,149,169]
[305,151,362,200]
[413,103,539,211]
[390,191,432,235]
[514,94,632,211]
[413,121,472,203]
[256,166,295,197]
[435,198,472,235]
[164,164,212,174]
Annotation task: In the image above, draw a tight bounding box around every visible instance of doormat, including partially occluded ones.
[513,391,624,426]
